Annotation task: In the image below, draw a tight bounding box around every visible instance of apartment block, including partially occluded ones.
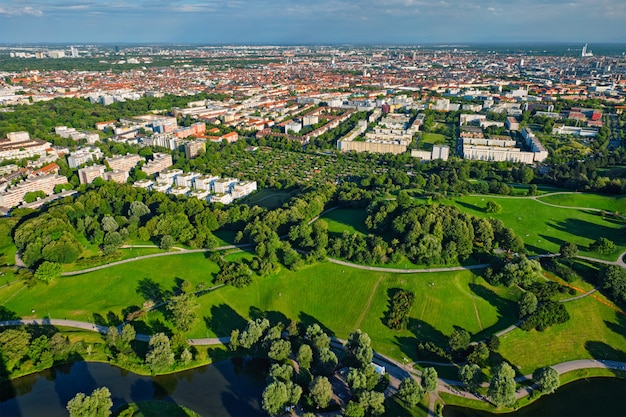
[78,164,106,184]
[67,147,104,169]
[0,132,51,161]
[231,181,257,199]
[103,169,129,184]
[184,139,206,159]
[0,173,68,208]
[175,172,199,188]
[194,174,219,191]
[142,153,173,176]
[105,153,142,172]
[213,178,237,194]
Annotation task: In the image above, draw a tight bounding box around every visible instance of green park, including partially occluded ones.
[1,185,625,416]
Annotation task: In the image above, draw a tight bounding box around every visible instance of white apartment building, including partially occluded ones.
[0,173,68,208]
[133,179,153,190]
[78,164,106,184]
[0,132,51,161]
[105,154,142,172]
[157,168,184,184]
[194,175,219,192]
[189,189,211,201]
[213,178,238,194]
[142,153,173,176]
[231,181,257,199]
[103,169,129,184]
[210,193,234,205]
[169,186,190,196]
[67,147,104,169]
[175,172,199,188]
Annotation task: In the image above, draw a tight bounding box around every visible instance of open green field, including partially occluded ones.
[449,195,626,261]
[537,193,626,214]
[245,188,297,209]
[0,252,217,322]
[418,133,446,151]
[321,208,369,236]
[498,296,626,375]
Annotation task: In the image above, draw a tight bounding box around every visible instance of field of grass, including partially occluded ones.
[498,296,626,375]
[245,188,297,209]
[449,195,626,261]
[1,252,218,322]
[418,133,447,151]
[537,193,626,214]
[321,208,369,236]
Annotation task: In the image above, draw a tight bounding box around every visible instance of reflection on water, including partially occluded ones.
[0,359,267,417]
[444,377,626,417]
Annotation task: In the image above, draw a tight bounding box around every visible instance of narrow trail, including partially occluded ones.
[355,276,383,329]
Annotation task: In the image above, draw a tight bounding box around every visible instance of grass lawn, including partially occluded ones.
[320,208,369,236]
[536,193,626,214]
[1,252,218,322]
[497,296,626,375]
[245,188,297,209]
[418,133,447,151]
[449,195,626,261]
[115,401,200,417]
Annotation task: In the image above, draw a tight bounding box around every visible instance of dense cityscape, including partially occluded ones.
[0,38,625,417]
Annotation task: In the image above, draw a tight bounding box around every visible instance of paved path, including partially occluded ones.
[61,244,253,276]
[326,257,491,274]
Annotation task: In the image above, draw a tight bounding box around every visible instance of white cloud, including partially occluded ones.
[0,5,43,16]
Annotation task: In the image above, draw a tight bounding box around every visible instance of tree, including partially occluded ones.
[347,364,379,394]
[180,348,193,364]
[316,348,338,375]
[166,293,197,332]
[448,328,471,352]
[66,387,113,417]
[297,344,313,370]
[421,367,438,392]
[598,265,626,305]
[0,328,30,372]
[346,329,373,368]
[467,342,490,366]
[459,364,482,391]
[589,237,616,255]
[485,200,502,214]
[486,334,500,352]
[344,401,365,417]
[118,323,136,352]
[358,390,385,416]
[160,234,174,250]
[398,377,424,407]
[518,292,538,319]
[24,190,46,203]
[262,380,301,417]
[559,242,579,259]
[533,366,560,394]
[488,362,517,408]
[262,381,289,417]
[101,216,119,233]
[145,333,175,373]
[268,339,291,362]
[34,261,62,283]
[309,376,333,409]
[305,323,330,351]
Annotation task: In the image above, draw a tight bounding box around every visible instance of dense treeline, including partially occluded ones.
[385,290,415,330]
[328,196,524,266]
[13,181,259,268]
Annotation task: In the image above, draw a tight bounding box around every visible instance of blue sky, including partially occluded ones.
[0,0,624,44]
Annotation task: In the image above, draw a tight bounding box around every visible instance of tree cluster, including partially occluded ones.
[384,290,415,330]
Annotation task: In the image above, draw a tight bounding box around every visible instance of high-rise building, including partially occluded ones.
[78,165,106,184]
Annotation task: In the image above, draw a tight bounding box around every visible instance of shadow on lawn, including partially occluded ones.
[204,304,247,337]
[455,200,485,213]
[394,318,449,363]
[298,312,336,338]
[548,218,624,244]
[585,341,626,377]
[469,283,517,340]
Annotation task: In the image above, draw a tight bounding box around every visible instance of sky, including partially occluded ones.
[0,0,624,45]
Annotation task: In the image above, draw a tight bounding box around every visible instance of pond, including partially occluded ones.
[0,358,267,417]
[443,377,626,417]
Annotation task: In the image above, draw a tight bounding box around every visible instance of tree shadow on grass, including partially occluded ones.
[0,305,19,320]
[137,278,170,304]
[455,200,486,213]
[297,312,336,338]
[469,283,517,340]
[604,311,626,351]
[585,341,626,377]
[203,304,247,337]
[393,318,450,363]
[248,306,288,327]
[549,218,625,244]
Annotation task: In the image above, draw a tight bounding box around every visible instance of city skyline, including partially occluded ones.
[0,0,624,45]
